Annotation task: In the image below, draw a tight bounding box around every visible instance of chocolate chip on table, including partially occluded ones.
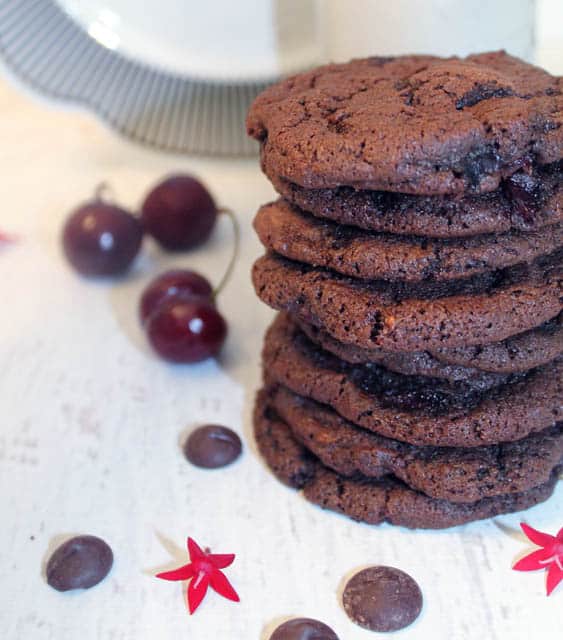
[183,425,242,469]
[342,566,422,632]
[46,535,113,592]
[270,618,339,640]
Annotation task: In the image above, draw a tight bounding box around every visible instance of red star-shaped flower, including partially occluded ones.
[513,522,563,595]
[0,231,16,244]
[156,537,239,614]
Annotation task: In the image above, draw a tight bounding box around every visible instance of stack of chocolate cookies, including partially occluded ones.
[247,52,563,529]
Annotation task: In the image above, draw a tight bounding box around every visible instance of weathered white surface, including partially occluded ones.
[0,68,561,640]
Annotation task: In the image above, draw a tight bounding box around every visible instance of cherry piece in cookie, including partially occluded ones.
[139,269,213,324]
[46,535,113,591]
[62,192,142,276]
[342,566,422,632]
[141,175,217,251]
[184,425,242,469]
[270,618,339,640]
[146,298,227,363]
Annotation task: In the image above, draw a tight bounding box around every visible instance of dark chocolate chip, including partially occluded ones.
[456,147,501,187]
[46,535,113,591]
[184,425,242,469]
[342,566,422,632]
[349,362,486,415]
[455,82,514,110]
[270,618,339,640]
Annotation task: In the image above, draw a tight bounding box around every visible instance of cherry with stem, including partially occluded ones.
[143,205,239,364]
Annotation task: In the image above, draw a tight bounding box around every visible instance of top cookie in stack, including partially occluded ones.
[248,52,563,529]
[249,52,561,195]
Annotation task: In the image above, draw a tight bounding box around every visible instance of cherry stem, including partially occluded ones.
[94,182,115,202]
[213,207,240,299]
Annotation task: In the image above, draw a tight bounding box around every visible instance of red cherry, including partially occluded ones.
[146,298,227,363]
[141,175,217,251]
[139,270,213,324]
[63,197,142,276]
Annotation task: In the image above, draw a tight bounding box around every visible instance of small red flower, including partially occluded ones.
[156,537,239,614]
[512,522,563,595]
[0,231,16,244]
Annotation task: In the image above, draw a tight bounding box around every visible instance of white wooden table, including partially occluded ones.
[1,47,562,640]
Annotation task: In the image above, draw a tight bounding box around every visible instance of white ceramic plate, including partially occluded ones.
[0,0,321,154]
[57,0,322,82]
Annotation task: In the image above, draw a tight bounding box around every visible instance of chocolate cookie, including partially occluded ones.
[254,200,563,283]
[268,163,562,239]
[253,253,563,351]
[268,385,563,503]
[432,312,563,372]
[297,313,563,378]
[253,394,561,529]
[247,52,562,195]
[263,314,563,447]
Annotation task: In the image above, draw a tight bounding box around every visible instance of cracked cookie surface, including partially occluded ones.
[247,52,562,195]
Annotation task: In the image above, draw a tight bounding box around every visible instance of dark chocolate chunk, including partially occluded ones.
[46,535,113,591]
[342,566,422,632]
[270,618,339,640]
[184,425,242,468]
[455,82,515,110]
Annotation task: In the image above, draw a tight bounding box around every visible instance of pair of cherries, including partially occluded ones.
[140,269,226,363]
[62,175,229,363]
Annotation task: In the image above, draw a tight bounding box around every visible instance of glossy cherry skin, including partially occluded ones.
[146,298,227,363]
[141,175,217,251]
[139,269,213,325]
[62,201,143,276]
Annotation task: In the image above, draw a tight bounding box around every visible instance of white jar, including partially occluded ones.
[319,0,536,63]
